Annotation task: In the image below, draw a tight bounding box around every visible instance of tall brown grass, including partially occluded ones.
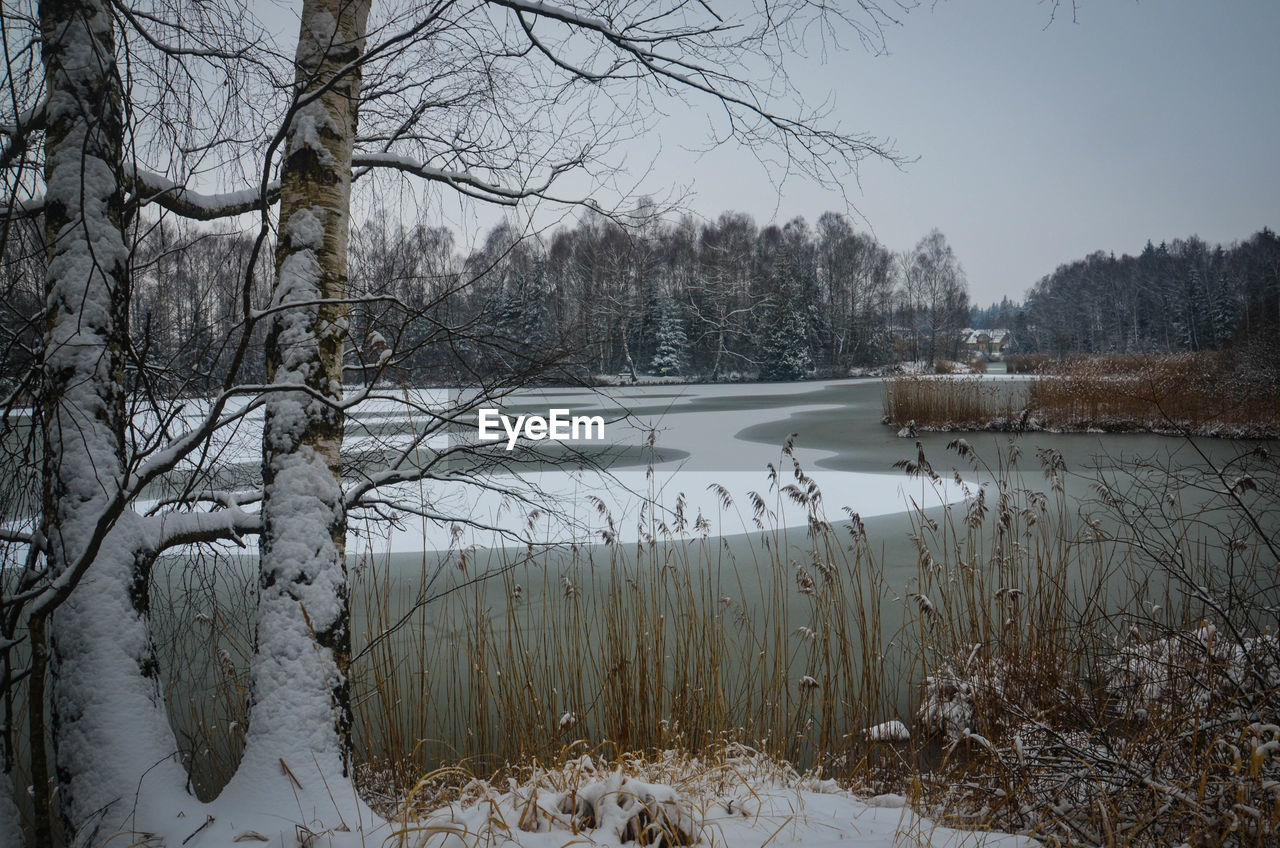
[883,375,1026,430]
[149,435,1280,847]
[345,448,902,801]
[1028,352,1279,436]
[885,352,1280,437]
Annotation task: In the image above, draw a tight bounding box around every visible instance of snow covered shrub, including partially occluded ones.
[1107,623,1280,721]
[392,754,705,847]
[922,630,1280,844]
[917,648,1087,745]
[908,439,1280,847]
[512,771,701,846]
[934,699,1280,847]
[917,653,983,742]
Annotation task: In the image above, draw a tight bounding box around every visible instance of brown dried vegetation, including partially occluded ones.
[885,352,1280,437]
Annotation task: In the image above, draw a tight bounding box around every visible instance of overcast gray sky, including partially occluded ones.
[264,1,1280,305]
[617,0,1279,304]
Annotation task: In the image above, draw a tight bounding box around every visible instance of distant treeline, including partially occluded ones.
[345,209,974,384]
[4,208,967,391]
[973,229,1280,369]
[4,212,1276,395]
[55,208,968,390]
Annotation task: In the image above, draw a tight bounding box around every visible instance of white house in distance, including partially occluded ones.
[961,328,1014,359]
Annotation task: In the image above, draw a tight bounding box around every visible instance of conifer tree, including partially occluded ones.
[650,298,689,376]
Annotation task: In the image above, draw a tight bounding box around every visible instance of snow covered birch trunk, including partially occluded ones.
[221,0,371,823]
[37,0,190,841]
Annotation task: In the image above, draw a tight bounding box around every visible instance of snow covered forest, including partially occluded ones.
[0,210,963,390]
[980,230,1280,362]
[12,213,1277,396]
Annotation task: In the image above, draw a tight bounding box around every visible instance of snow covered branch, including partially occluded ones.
[7,168,281,220]
[127,390,265,492]
[154,506,260,551]
[0,529,37,549]
[128,167,281,220]
[0,101,45,137]
[0,99,44,171]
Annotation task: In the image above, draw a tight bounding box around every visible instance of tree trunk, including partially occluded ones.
[27,613,49,848]
[0,770,19,848]
[221,0,371,824]
[620,318,638,381]
[39,0,190,840]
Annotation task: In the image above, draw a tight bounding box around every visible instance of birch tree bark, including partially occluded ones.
[37,0,189,841]
[219,0,372,820]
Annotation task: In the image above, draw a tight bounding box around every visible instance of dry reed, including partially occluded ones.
[1028,352,1279,436]
[882,375,1025,430]
[884,352,1280,437]
[147,434,1279,847]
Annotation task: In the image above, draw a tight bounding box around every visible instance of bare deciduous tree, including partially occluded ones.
[1,0,908,844]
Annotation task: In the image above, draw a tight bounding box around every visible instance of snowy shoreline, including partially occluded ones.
[374,749,1040,848]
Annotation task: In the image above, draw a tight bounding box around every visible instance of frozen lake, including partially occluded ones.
[346,379,972,553]
[337,375,1256,555]
[14,375,1239,558]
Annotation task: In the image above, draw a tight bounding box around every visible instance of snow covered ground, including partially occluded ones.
[71,751,1041,848]
[382,751,1038,848]
[396,786,1037,848]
